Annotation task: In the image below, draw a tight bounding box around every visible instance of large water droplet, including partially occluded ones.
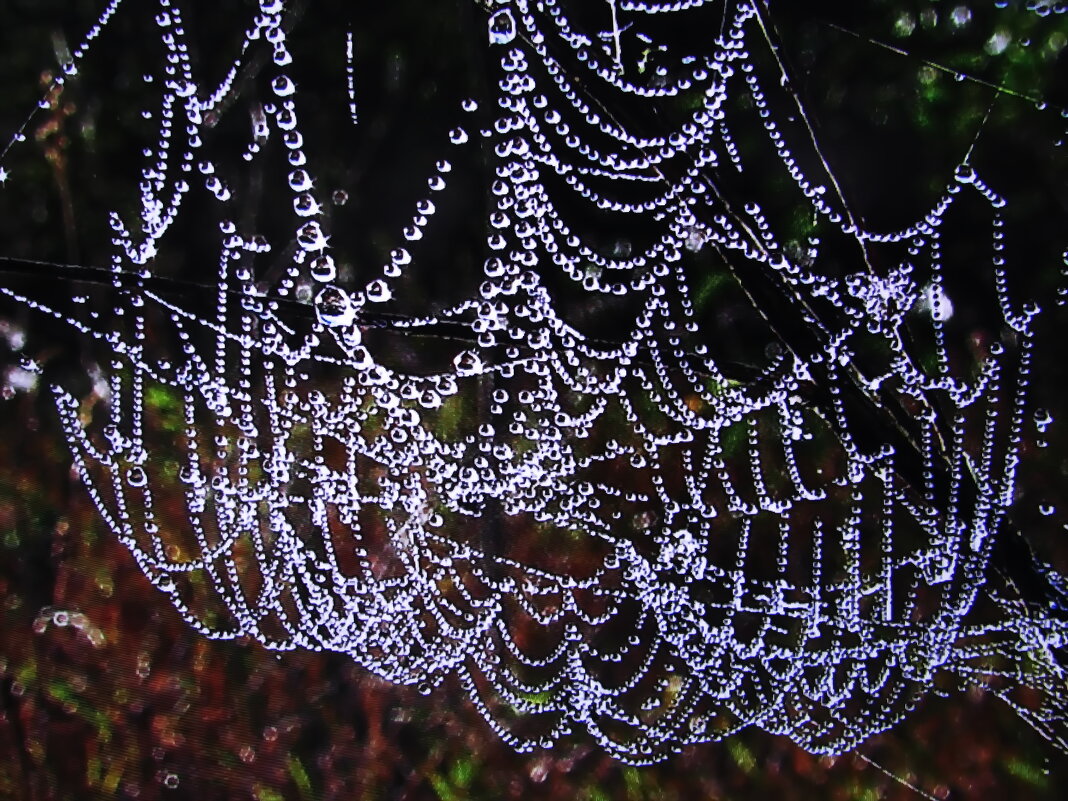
[488,9,517,45]
[294,192,321,217]
[454,350,483,376]
[288,169,312,191]
[315,286,356,327]
[297,221,328,251]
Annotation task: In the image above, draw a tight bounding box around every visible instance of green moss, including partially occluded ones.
[287,754,315,801]
[1004,756,1048,788]
[728,739,757,774]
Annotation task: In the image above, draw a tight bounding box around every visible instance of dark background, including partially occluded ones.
[1,1,1067,799]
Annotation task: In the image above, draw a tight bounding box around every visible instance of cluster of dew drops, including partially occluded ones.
[1,0,1066,764]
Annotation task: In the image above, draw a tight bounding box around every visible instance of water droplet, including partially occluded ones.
[366,280,392,303]
[272,75,296,97]
[454,350,483,376]
[288,169,312,191]
[1034,408,1053,432]
[310,254,336,283]
[488,9,517,45]
[315,286,356,327]
[294,192,321,217]
[297,221,328,251]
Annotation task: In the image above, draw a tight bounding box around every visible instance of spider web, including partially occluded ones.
[1,0,1066,765]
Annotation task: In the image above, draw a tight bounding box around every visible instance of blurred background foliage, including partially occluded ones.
[1,0,1067,799]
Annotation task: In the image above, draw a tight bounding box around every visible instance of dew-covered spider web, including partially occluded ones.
[1,0,1067,767]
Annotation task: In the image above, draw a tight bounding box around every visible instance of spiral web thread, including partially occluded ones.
[1,0,1066,764]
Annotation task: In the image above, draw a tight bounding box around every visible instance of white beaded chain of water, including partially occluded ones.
[0,0,1065,764]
